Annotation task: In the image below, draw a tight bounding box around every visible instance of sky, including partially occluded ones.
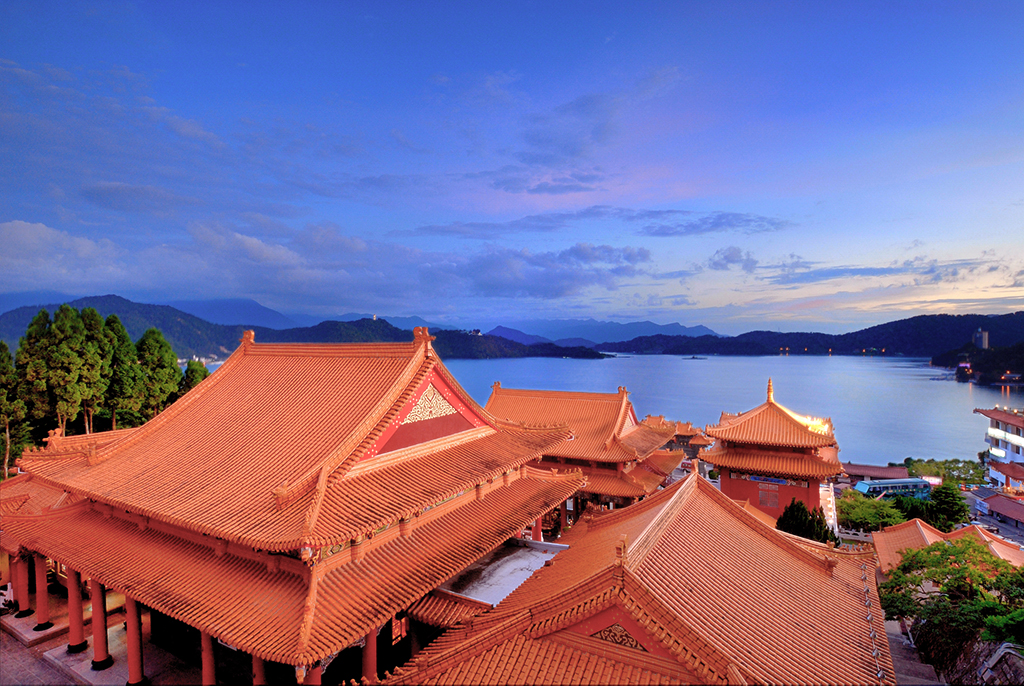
[2,1,1022,335]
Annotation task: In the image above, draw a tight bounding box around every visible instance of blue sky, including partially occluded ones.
[2,1,1022,335]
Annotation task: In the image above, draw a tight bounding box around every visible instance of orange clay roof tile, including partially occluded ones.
[703,445,842,479]
[485,386,674,463]
[16,335,568,552]
[408,590,493,628]
[975,407,1024,430]
[1,469,583,665]
[388,473,894,686]
[872,517,1024,571]
[704,380,837,450]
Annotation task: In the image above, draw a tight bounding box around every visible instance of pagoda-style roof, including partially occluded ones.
[2,330,587,666]
[703,445,842,479]
[2,467,583,665]
[387,474,894,686]
[485,385,675,464]
[872,518,1024,572]
[15,329,569,551]
[704,379,837,449]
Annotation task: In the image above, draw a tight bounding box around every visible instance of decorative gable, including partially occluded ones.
[368,371,491,459]
[591,623,647,652]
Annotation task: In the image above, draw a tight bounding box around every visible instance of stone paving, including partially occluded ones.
[1,627,74,686]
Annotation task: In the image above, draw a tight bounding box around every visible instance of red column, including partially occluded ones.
[201,631,216,686]
[531,517,543,542]
[560,501,568,529]
[90,579,113,670]
[252,654,266,685]
[362,627,378,683]
[12,555,32,618]
[304,664,322,685]
[126,597,145,685]
[66,569,88,653]
[33,552,53,631]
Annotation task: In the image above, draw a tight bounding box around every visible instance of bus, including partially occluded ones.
[854,478,932,499]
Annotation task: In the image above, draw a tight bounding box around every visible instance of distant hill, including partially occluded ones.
[501,318,720,344]
[0,295,603,360]
[160,298,300,329]
[597,312,1024,358]
[485,326,553,346]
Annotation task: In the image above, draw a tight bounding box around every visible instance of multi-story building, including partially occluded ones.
[976,406,1024,462]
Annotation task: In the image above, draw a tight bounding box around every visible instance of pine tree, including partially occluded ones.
[1,341,27,480]
[104,314,143,431]
[47,305,87,434]
[173,360,210,403]
[79,307,114,434]
[137,328,180,419]
[776,497,838,544]
[929,483,970,533]
[17,309,53,424]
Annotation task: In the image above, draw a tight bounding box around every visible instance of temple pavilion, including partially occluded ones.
[703,379,843,523]
[386,472,895,686]
[484,385,682,525]
[0,329,584,685]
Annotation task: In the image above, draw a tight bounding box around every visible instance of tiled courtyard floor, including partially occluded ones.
[1,628,74,686]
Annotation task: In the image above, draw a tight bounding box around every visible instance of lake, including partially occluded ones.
[444,355,1024,467]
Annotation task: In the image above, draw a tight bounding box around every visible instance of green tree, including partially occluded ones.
[837,489,905,532]
[46,305,87,434]
[79,308,113,434]
[929,482,970,533]
[104,314,143,431]
[173,359,210,403]
[17,309,53,424]
[136,328,179,419]
[1,341,28,480]
[775,497,838,544]
[880,538,1015,674]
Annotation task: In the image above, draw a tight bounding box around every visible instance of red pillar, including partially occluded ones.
[126,597,145,685]
[304,663,322,685]
[560,501,568,529]
[201,631,216,686]
[66,569,88,653]
[362,627,378,683]
[12,555,32,618]
[33,552,53,631]
[252,654,266,685]
[90,579,113,670]
[531,517,543,542]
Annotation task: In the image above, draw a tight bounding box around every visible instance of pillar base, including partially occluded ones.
[92,655,115,671]
[127,678,151,686]
[14,608,34,619]
[33,621,54,632]
[68,641,89,654]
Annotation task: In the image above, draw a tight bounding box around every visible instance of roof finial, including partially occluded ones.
[767,378,774,403]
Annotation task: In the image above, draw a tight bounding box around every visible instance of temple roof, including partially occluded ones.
[13,330,569,551]
[485,385,675,463]
[872,518,1024,572]
[388,474,894,686]
[703,445,842,479]
[704,379,837,449]
[985,494,1024,523]
[1,466,583,666]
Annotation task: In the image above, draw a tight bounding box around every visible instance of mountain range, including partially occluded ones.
[2,293,1022,362]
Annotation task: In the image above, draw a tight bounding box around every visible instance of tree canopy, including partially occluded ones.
[775,498,838,544]
[880,538,1023,675]
[837,489,905,532]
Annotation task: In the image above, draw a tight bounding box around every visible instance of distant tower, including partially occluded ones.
[973,328,989,349]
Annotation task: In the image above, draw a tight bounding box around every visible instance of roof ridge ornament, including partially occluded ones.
[241,330,255,351]
[767,378,774,403]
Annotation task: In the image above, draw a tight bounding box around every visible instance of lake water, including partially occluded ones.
[444,355,1024,467]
